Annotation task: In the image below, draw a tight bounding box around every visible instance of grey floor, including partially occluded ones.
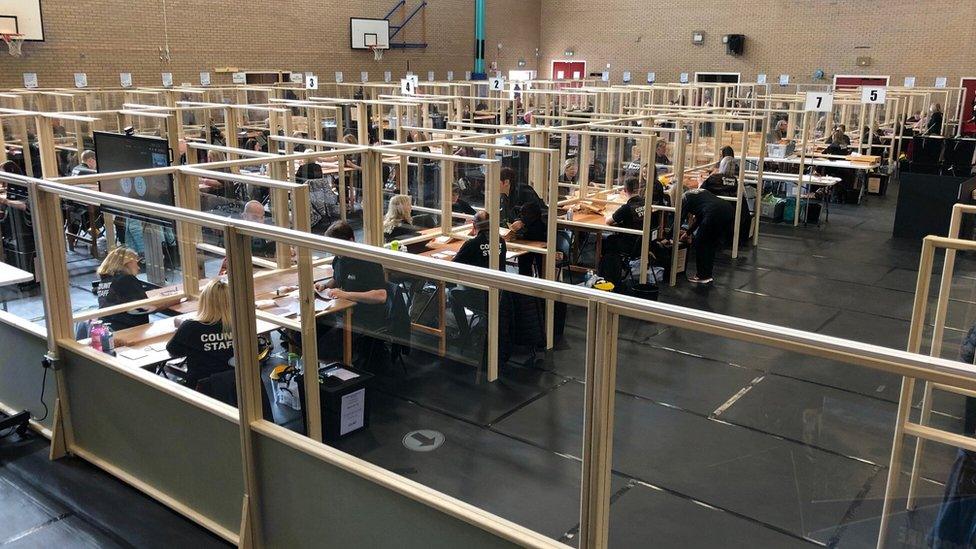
[2,177,974,547]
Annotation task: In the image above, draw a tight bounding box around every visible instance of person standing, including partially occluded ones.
[680,187,734,284]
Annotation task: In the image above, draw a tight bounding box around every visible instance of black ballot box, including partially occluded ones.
[297,362,374,442]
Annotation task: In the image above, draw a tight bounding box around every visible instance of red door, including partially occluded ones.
[551,61,586,81]
[834,75,889,90]
[961,78,976,136]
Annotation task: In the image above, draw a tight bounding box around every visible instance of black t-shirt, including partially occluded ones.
[166,320,233,386]
[612,195,646,231]
[334,256,387,328]
[518,217,547,242]
[453,231,507,270]
[97,273,149,329]
[453,198,476,215]
[499,193,517,225]
[682,189,734,224]
[385,222,421,242]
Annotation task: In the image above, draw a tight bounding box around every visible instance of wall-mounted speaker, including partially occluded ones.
[726,34,745,56]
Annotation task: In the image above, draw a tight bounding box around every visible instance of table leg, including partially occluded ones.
[343,309,353,365]
[88,206,100,258]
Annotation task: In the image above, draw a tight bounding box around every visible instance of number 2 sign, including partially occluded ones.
[489,77,505,92]
[804,92,833,112]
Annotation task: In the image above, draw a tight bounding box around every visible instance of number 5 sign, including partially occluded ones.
[861,87,886,104]
[489,77,505,92]
[804,92,833,112]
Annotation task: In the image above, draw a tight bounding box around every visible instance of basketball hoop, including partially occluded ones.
[369,45,383,61]
[2,33,24,57]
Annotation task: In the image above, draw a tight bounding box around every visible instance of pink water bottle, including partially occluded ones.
[89,320,104,352]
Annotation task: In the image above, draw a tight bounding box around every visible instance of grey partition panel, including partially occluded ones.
[254,433,522,549]
[0,313,55,431]
[61,347,244,535]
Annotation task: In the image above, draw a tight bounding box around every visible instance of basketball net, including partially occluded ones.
[2,33,24,57]
[369,46,383,61]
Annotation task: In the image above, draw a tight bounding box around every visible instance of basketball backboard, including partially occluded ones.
[350,18,390,50]
[0,0,43,40]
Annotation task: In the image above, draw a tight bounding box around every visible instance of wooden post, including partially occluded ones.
[793,111,812,227]
[754,116,769,246]
[223,227,265,548]
[730,127,747,259]
[486,161,500,382]
[670,130,686,287]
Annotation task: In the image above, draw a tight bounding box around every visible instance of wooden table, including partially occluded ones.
[0,261,33,311]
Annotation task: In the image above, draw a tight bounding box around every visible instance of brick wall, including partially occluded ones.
[0,0,541,89]
[539,0,976,86]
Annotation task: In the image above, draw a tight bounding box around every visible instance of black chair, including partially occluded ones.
[554,230,573,282]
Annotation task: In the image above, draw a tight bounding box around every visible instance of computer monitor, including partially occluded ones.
[94,132,174,224]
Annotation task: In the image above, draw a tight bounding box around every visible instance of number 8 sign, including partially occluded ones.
[861,87,886,105]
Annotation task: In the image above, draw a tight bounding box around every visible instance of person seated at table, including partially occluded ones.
[827,125,851,147]
[240,200,277,258]
[560,158,579,185]
[0,161,28,214]
[166,279,234,389]
[714,146,737,178]
[451,182,476,216]
[680,187,735,285]
[383,194,421,242]
[927,103,944,136]
[296,162,340,234]
[449,211,506,343]
[95,247,150,330]
[655,140,671,165]
[315,221,389,361]
[603,177,649,257]
[506,200,547,276]
[499,167,543,225]
[824,129,851,155]
[768,120,789,143]
[70,150,97,176]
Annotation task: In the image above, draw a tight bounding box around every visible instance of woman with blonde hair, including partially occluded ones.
[167,279,234,387]
[383,194,420,241]
[95,247,149,329]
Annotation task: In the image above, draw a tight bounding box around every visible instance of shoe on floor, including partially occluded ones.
[687,276,713,284]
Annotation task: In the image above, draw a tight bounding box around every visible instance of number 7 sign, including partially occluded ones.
[804,92,833,112]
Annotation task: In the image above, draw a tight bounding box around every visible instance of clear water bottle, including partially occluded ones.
[584,270,595,288]
[89,320,104,351]
[101,324,115,354]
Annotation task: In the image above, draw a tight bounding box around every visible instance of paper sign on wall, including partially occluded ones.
[447,71,454,81]
[401,78,416,96]
[232,72,247,84]
[290,72,304,83]
[384,71,392,83]
[778,74,790,86]
[622,71,632,83]
[335,71,343,83]
[861,86,886,104]
[556,70,565,79]
[23,73,38,89]
[572,71,581,79]
[756,74,767,85]
[903,76,916,88]
[305,74,318,90]
[199,72,211,86]
[805,92,834,112]
[489,76,505,92]
[74,73,88,88]
[120,73,133,88]
[161,73,173,87]
[465,71,472,80]
[427,70,435,82]
[601,71,609,82]
[935,76,947,88]
[360,71,368,83]
[679,73,689,84]
[339,388,366,436]
[647,72,655,84]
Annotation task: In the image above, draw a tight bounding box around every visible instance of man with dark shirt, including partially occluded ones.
[451,182,476,216]
[450,211,505,342]
[681,188,735,284]
[605,177,647,257]
[318,221,388,331]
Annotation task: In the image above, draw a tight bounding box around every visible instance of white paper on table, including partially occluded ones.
[118,348,149,360]
[339,388,366,435]
[328,368,360,381]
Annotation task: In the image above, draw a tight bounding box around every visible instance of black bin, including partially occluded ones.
[297,362,374,442]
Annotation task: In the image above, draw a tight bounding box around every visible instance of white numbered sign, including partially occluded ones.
[489,77,505,92]
[756,74,767,85]
[805,92,834,112]
[401,78,416,96]
[679,72,689,84]
[861,86,886,104]
[120,73,133,88]
[305,74,318,90]
[199,72,211,86]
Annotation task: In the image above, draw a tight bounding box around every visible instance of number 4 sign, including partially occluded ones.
[804,92,833,112]
[861,87,886,105]
[400,78,416,96]
[489,76,505,92]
